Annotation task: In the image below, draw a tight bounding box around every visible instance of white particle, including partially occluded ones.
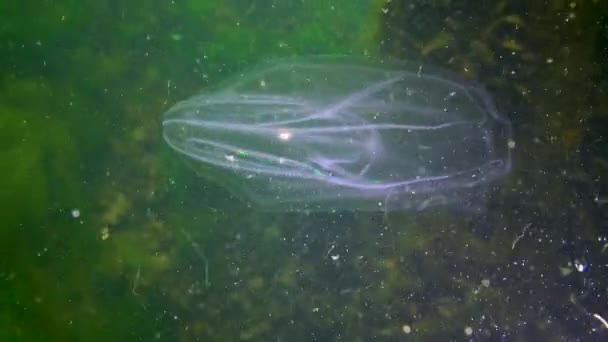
[100,227,110,241]
[71,209,80,218]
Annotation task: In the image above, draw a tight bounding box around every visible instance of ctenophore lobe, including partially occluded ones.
[162,56,512,212]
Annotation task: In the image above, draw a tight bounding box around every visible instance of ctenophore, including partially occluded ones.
[162,56,512,212]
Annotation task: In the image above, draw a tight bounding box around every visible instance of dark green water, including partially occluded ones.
[2,1,608,341]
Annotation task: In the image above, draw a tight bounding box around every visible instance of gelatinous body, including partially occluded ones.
[163,57,512,211]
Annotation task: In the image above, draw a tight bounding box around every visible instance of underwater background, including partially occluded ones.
[2,1,608,340]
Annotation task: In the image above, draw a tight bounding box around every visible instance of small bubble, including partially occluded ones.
[464,326,473,336]
[402,324,412,334]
